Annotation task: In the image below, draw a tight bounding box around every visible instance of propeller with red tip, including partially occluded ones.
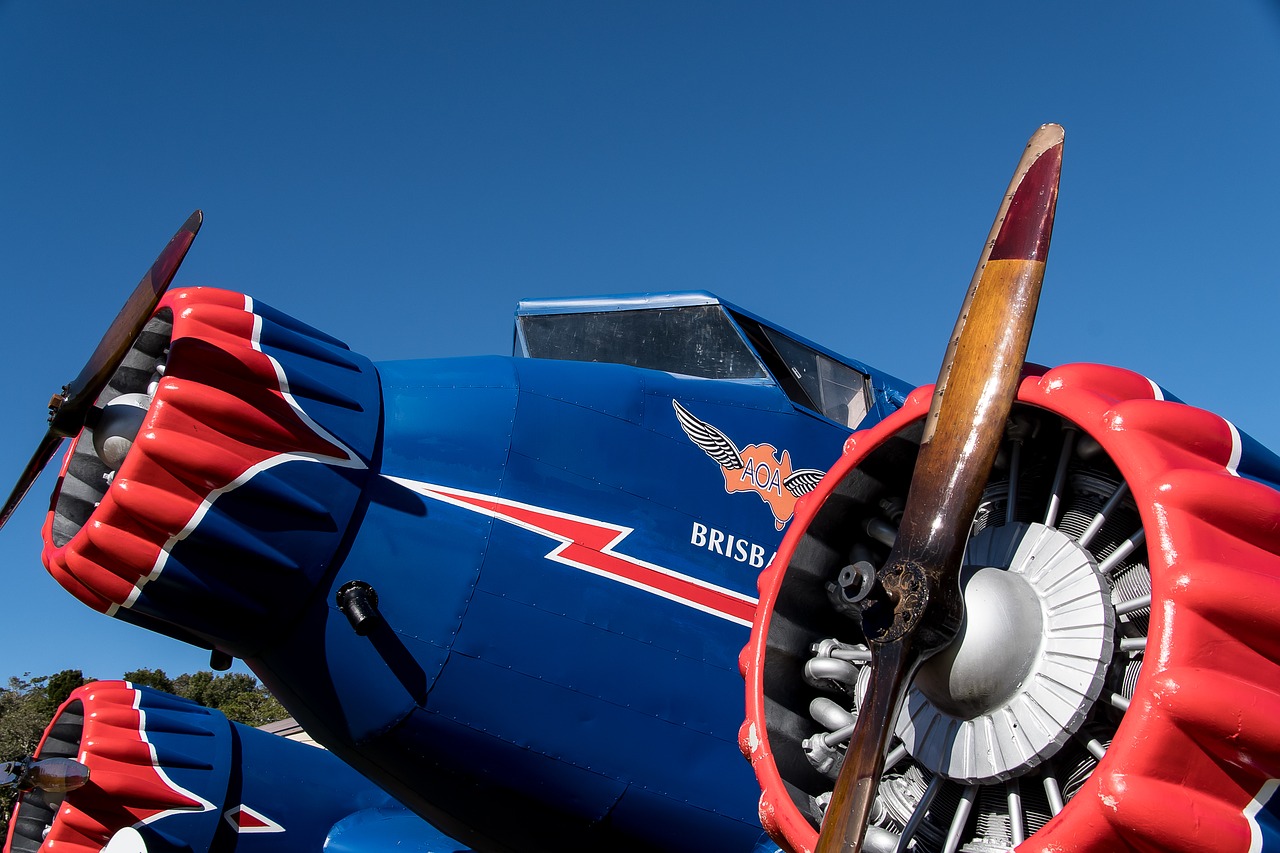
[0,210,202,530]
[815,125,1063,853]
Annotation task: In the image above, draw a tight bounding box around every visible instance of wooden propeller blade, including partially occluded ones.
[0,431,64,531]
[815,124,1063,853]
[51,210,202,436]
[0,211,202,533]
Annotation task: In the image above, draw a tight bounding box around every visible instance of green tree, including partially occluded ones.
[122,668,175,693]
[44,670,87,716]
[218,689,289,728]
[171,670,213,705]
[0,675,53,761]
[171,671,287,727]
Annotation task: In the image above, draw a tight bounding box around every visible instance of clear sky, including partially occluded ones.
[0,2,1276,681]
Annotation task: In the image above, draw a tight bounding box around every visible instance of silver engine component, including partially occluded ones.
[788,412,1149,852]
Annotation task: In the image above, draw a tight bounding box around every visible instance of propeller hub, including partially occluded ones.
[895,522,1114,784]
[91,393,151,471]
[914,563,1043,718]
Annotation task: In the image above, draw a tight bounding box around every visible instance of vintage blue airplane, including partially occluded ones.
[3,124,1279,853]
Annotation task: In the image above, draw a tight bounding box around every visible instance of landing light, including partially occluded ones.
[0,756,91,793]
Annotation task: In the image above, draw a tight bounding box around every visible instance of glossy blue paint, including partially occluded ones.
[1263,796,1280,850]
[248,345,871,849]
[1239,428,1280,489]
[325,807,474,853]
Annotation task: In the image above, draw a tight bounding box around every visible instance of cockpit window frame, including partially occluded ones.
[513,291,889,429]
[727,310,873,429]
[516,302,770,381]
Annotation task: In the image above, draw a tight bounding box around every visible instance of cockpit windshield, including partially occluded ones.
[515,293,879,428]
[737,319,871,428]
[518,304,768,380]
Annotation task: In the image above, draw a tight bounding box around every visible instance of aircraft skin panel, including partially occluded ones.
[408,653,767,848]
[439,596,758,818]
[603,784,782,853]
[254,488,494,744]
[360,705,636,851]
[502,362,847,587]
[453,586,744,740]
[341,481,491,652]
[512,357,652,424]
[323,806,476,853]
[378,356,520,499]
[424,651,677,814]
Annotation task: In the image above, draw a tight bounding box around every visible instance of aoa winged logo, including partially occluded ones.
[673,400,824,531]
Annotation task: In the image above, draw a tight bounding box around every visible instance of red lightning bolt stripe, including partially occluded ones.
[386,477,758,626]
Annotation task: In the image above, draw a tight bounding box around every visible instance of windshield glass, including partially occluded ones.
[519,305,768,380]
[759,326,871,427]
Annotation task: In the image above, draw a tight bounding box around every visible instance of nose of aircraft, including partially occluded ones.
[7,681,226,852]
[7,680,440,853]
[39,287,383,658]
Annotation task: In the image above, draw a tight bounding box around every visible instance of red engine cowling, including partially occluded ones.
[741,363,1280,853]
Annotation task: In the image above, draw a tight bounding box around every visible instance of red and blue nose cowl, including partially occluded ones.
[39,288,382,658]
[3,680,447,853]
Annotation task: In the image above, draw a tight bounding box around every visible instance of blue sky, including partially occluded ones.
[0,2,1276,680]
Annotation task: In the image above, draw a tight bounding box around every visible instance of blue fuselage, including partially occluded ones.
[249,354,873,850]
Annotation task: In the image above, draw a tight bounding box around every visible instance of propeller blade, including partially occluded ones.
[51,210,203,436]
[0,431,64,531]
[0,211,203,532]
[815,124,1063,852]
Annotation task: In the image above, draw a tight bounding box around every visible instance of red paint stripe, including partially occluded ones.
[424,486,757,625]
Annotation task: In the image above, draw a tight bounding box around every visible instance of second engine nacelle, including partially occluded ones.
[3,681,466,853]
